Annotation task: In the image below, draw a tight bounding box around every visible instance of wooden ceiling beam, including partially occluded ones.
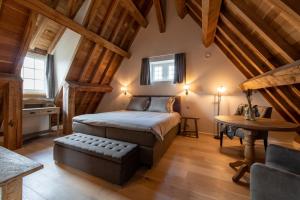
[266,0,300,29]
[67,81,113,93]
[175,0,187,19]
[201,0,222,47]
[225,0,298,63]
[241,60,300,90]
[120,0,148,28]
[14,12,38,75]
[154,0,166,33]
[15,0,131,58]
[215,34,299,123]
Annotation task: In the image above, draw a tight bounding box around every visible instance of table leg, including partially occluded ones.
[194,119,199,138]
[183,118,187,132]
[229,129,255,182]
[1,178,22,200]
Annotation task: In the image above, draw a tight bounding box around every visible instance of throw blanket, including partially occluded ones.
[73,111,181,141]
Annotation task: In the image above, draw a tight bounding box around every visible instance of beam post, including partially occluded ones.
[63,83,76,135]
[3,80,23,150]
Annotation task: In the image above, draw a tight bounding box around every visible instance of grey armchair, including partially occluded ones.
[250,144,300,200]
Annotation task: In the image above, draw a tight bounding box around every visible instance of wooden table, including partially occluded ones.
[23,106,60,137]
[180,117,200,138]
[215,115,299,182]
[0,146,43,200]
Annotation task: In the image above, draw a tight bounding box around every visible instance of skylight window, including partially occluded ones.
[150,56,175,83]
[21,53,47,94]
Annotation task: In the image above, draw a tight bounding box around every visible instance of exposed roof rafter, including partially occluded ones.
[241,60,300,90]
[14,12,38,75]
[202,0,222,47]
[154,0,166,33]
[15,0,131,58]
[175,0,187,19]
[120,0,148,28]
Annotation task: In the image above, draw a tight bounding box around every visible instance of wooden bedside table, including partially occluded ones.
[180,117,200,138]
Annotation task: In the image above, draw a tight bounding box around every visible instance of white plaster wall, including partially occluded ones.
[53,0,91,93]
[97,1,282,134]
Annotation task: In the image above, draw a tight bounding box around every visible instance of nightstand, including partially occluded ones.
[180,117,200,138]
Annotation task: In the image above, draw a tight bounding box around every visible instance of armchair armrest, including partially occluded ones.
[251,163,300,200]
[266,144,300,174]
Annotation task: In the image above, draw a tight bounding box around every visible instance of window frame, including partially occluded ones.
[21,52,47,95]
[149,54,175,84]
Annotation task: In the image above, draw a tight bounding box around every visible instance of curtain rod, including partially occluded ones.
[148,53,179,59]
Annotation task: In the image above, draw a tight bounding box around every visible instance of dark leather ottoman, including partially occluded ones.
[53,133,139,185]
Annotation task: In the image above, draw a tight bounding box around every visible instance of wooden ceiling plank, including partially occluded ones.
[217,20,300,117]
[201,0,222,47]
[175,0,187,19]
[15,0,131,58]
[154,0,166,33]
[76,2,126,114]
[29,17,48,51]
[217,22,266,74]
[14,11,38,75]
[120,0,148,28]
[216,35,298,123]
[241,60,300,90]
[220,11,280,69]
[225,0,298,63]
[266,0,300,29]
[216,33,256,77]
[79,0,120,82]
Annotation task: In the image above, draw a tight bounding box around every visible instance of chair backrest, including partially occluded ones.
[254,105,272,118]
[234,104,247,116]
[234,104,272,119]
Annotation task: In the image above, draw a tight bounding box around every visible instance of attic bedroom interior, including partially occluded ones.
[0,0,299,199]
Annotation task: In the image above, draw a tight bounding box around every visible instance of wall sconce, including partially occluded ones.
[184,84,190,95]
[121,86,128,95]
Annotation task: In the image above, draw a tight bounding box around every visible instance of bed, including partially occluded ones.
[72,96,181,166]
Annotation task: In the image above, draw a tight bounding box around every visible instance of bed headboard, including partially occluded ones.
[133,95,181,113]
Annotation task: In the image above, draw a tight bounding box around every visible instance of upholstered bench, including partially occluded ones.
[53,133,139,185]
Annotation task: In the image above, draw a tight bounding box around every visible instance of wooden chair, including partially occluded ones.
[220,104,272,150]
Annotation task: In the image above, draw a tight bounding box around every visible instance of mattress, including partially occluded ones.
[73,110,181,141]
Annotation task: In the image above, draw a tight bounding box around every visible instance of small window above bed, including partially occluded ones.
[140,53,186,85]
[150,55,175,83]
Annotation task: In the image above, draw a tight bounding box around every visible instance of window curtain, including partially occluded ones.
[140,57,151,85]
[174,53,186,84]
[46,54,55,99]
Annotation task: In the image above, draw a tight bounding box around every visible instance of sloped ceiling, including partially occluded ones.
[0,0,299,126]
[54,0,152,115]
[185,0,300,124]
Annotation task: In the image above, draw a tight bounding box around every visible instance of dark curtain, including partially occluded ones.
[174,53,186,84]
[140,57,151,85]
[46,54,55,99]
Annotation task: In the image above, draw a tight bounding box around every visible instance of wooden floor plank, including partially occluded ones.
[13,132,298,200]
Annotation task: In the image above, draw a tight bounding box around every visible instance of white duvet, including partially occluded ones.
[73,110,181,141]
